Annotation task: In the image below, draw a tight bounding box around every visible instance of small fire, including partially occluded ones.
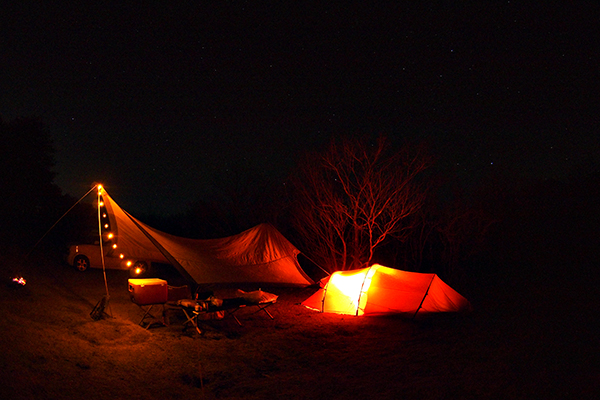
[12,276,26,286]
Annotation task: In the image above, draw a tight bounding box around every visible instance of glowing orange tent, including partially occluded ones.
[301,264,471,317]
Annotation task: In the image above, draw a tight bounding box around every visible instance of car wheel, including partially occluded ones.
[73,255,90,272]
[130,261,148,277]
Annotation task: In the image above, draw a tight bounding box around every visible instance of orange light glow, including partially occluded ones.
[330,271,366,297]
[126,260,132,267]
[112,244,117,249]
[99,201,104,207]
[357,266,378,314]
[12,276,26,286]
[135,267,142,275]
[107,233,114,239]
[104,224,109,229]
[322,266,380,316]
[119,254,124,259]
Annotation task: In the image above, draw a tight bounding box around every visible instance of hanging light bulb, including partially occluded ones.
[107,233,114,239]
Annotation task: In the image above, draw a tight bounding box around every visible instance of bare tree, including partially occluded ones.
[291,136,431,273]
[403,205,437,271]
[436,206,495,280]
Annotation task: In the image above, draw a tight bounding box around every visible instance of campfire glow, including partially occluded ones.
[12,276,26,286]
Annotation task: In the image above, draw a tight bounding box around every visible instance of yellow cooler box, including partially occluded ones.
[128,278,168,305]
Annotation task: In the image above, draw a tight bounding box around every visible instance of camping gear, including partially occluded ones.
[171,290,278,334]
[94,186,113,319]
[98,186,313,287]
[128,278,169,328]
[128,278,168,305]
[302,264,471,318]
[90,295,110,320]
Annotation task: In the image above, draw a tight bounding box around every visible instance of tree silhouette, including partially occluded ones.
[0,117,63,251]
[291,136,431,273]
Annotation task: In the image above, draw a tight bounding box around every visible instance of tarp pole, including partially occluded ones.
[97,188,111,316]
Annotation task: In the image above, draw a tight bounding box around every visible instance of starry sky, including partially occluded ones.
[2,2,599,215]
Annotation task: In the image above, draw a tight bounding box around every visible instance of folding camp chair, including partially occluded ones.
[132,284,192,329]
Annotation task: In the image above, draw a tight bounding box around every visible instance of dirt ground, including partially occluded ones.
[0,253,597,400]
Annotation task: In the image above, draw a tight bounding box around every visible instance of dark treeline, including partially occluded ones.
[2,117,598,287]
[0,117,93,261]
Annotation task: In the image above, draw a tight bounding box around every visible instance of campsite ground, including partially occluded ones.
[0,251,597,400]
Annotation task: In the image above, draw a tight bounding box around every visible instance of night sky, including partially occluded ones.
[2,2,599,215]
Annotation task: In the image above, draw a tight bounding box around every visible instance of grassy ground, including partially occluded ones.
[0,252,597,399]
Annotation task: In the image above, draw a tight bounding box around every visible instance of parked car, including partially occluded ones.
[66,242,154,277]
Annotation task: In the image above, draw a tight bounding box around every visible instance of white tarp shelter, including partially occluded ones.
[100,187,313,287]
